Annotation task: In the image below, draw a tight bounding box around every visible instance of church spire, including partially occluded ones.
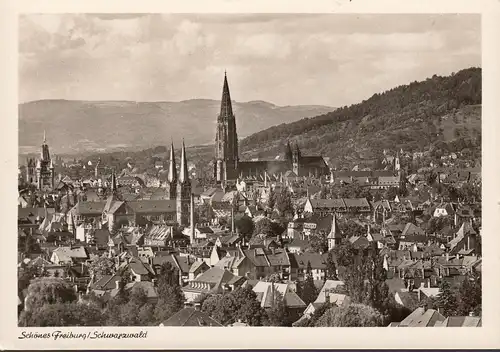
[167,141,177,183]
[179,140,189,183]
[219,71,233,119]
[110,171,117,193]
[41,130,50,161]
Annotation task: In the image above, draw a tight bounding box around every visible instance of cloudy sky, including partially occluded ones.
[19,13,480,106]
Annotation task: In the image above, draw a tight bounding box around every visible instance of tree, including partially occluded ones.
[275,188,294,219]
[87,257,115,282]
[332,241,358,268]
[315,303,384,327]
[235,215,254,240]
[264,273,283,283]
[19,302,105,327]
[295,302,332,327]
[325,251,338,280]
[265,289,291,326]
[310,233,328,254]
[338,220,365,239]
[154,262,185,324]
[436,279,457,316]
[231,286,267,326]
[268,188,276,210]
[455,271,481,317]
[298,261,318,305]
[202,287,267,326]
[24,278,77,312]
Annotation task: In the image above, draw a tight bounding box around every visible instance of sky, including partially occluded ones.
[19,13,481,107]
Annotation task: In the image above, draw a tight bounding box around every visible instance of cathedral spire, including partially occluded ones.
[43,130,46,144]
[179,140,189,184]
[168,141,177,183]
[219,71,233,119]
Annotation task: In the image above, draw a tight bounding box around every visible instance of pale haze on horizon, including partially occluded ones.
[19,13,481,107]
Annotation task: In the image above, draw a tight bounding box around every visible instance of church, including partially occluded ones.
[213,73,330,183]
[25,132,56,191]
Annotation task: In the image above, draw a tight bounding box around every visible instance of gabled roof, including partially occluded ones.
[401,223,425,237]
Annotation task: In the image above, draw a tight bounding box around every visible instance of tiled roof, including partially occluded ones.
[401,223,425,237]
[72,202,106,215]
[160,308,222,326]
[91,274,122,291]
[437,316,481,327]
[289,253,327,270]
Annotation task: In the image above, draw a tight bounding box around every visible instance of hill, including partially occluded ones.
[239,68,482,168]
[18,99,334,155]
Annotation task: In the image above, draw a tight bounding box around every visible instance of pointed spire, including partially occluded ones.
[110,172,117,193]
[219,71,233,119]
[43,130,46,144]
[168,141,177,183]
[179,139,189,183]
[328,213,341,239]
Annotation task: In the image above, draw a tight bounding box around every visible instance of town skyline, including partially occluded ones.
[19,13,480,106]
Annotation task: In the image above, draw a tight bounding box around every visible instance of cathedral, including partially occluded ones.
[213,73,330,183]
[25,132,55,191]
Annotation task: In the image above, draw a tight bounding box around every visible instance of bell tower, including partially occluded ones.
[177,140,191,226]
[166,141,177,200]
[214,71,239,183]
[292,143,301,176]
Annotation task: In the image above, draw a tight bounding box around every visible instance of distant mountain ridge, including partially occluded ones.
[239,67,482,168]
[19,99,335,155]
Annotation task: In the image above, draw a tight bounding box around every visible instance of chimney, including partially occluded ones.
[190,192,195,245]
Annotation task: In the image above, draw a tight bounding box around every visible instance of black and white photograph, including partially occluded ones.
[15,12,485,330]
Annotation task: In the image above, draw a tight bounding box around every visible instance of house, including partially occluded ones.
[118,257,156,282]
[50,246,89,265]
[159,308,222,327]
[285,234,312,254]
[433,202,456,218]
[188,261,210,282]
[242,248,291,280]
[313,280,347,306]
[124,281,159,304]
[89,274,123,297]
[448,221,478,255]
[349,235,371,249]
[303,198,371,216]
[143,225,173,247]
[288,253,327,281]
[391,307,445,327]
[182,226,215,243]
[214,254,253,278]
[152,253,192,285]
[435,316,481,327]
[182,267,246,303]
[252,281,306,319]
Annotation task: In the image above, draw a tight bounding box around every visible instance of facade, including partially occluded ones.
[213,73,330,183]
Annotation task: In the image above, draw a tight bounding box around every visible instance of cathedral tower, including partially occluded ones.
[292,143,301,176]
[214,72,239,183]
[166,141,177,200]
[36,131,55,191]
[176,140,191,226]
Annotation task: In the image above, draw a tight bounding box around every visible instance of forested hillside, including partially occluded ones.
[240,68,482,168]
